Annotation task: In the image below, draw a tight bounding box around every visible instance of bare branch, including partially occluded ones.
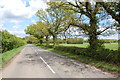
[97,26,112,35]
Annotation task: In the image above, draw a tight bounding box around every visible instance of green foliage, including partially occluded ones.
[98,2,120,24]
[88,39,105,52]
[55,1,118,52]
[53,46,119,64]
[101,39,118,43]
[25,21,50,45]
[26,35,39,44]
[35,2,76,46]
[43,37,84,44]
[1,30,26,53]
[66,38,83,44]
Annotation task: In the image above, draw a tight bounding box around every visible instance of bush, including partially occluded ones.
[53,46,119,64]
[1,30,26,53]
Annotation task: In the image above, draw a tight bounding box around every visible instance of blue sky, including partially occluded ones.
[0,0,47,37]
[0,0,118,40]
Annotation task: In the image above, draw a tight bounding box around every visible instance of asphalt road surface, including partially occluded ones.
[2,44,117,78]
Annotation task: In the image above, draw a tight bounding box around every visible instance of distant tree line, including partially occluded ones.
[26,35,118,44]
[101,39,118,43]
[1,30,26,53]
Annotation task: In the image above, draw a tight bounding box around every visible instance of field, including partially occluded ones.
[59,43,118,50]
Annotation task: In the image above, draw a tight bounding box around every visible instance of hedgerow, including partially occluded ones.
[1,30,26,53]
[45,45,119,64]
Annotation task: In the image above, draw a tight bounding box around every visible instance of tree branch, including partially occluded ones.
[97,26,112,35]
[70,23,89,34]
[98,2,120,24]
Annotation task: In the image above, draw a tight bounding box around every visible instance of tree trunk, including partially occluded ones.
[88,18,101,51]
[39,39,43,45]
[45,35,49,46]
[39,36,44,45]
[53,34,57,46]
[88,33,98,50]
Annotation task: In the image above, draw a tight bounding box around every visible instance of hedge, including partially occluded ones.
[1,30,26,53]
[45,45,119,64]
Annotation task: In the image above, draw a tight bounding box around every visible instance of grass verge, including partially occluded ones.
[0,45,26,67]
[39,46,120,73]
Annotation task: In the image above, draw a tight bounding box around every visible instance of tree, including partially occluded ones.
[25,21,50,45]
[36,2,76,46]
[36,22,50,46]
[26,35,39,44]
[98,2,120,51]
[98,2,120,24]
[55,1,116,52]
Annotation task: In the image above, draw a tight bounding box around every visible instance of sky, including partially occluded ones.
[0,0,48,37]
[0,0,118,40]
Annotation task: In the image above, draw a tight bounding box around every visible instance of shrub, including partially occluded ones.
[53,46,119,64]
[1,30,26,53]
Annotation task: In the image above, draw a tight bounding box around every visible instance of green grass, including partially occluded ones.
[104,43,118,50]
[39,46,120,73]
[0,45,26,67]
[59,43,88,48]
[59,43,118,50]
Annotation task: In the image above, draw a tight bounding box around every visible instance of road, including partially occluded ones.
[2,44,116,78]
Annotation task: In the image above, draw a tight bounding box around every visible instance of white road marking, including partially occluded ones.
[40,57,56,74]
[32,47,56,74]
[28,58,32,61]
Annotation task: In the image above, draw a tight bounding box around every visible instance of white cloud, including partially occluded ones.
[0,0,29,19]
[108,17,115,22]
[8,24,26,37]
[0,0,48,37]
[31,20,36,24]
[0,24,6,30]
[29,0,48,10]
[100,34,118,40]
[9,30,25,34]
[0,0,48,24]
[10,20,22,24]
[12,25,19,29]
[8,30,26,37]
